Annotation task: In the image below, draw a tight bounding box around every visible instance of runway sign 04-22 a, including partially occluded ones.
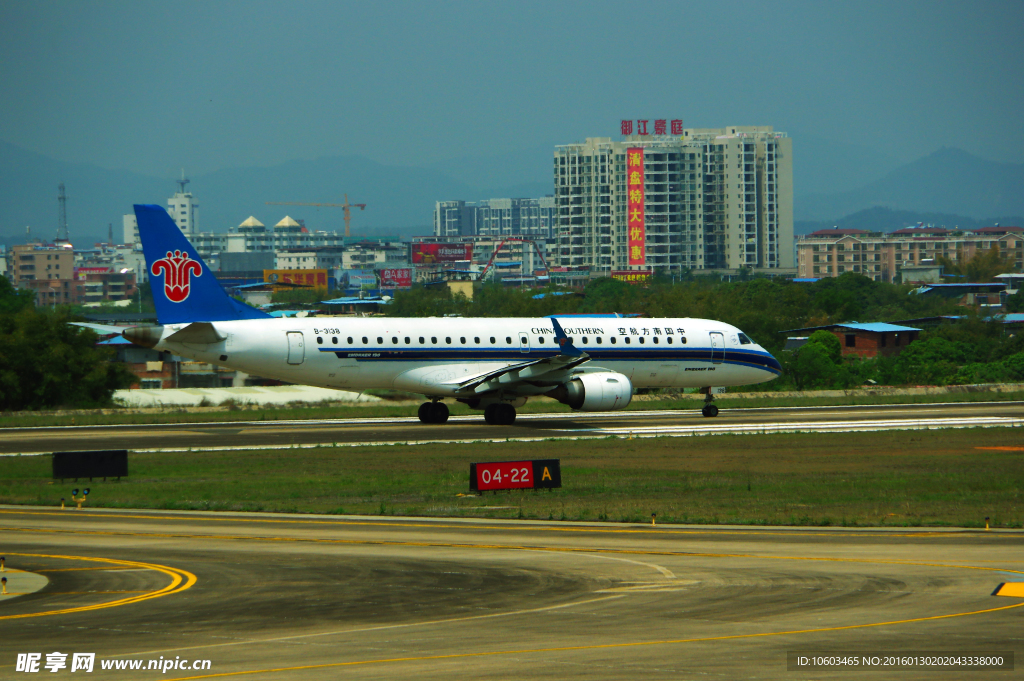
[469,459,561,492]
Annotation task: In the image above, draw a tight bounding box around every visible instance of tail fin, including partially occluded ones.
[134,204,270,324]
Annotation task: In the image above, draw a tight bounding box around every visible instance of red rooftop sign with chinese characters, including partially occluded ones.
[621,119,682,136]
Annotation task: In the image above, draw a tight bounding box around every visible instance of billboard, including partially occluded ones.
[611,270,652,284]
[263,269,328,289]
[412,243,473,264]
[378,268,412,289]
[627,147,645,265]
[345,269,378,289]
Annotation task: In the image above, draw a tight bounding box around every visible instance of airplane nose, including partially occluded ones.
[122,325,164,348]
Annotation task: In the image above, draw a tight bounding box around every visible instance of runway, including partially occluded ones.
[2,401,1023,455]
[1,506,1021,679]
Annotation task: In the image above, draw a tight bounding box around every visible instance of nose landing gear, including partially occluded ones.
[417,400,450,424]
[700,387,719,418]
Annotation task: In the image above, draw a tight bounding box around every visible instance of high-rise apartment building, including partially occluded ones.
[553,126,792,274]
[168,176,198,236]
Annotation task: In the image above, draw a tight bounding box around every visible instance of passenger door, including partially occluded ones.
[286,331,305,365]
[709,331,724,364]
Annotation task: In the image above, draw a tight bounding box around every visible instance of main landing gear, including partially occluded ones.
[700,387,719,418]
[418,401,449,424]
[484,403,517,426]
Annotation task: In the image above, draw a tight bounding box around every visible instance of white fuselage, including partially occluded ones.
[150,316,780,396]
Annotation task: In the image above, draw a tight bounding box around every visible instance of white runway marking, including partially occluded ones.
[4,416,1020,456]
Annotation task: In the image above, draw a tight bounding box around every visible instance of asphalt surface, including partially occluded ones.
[1,507,1021,679]
[2,401,1024,455]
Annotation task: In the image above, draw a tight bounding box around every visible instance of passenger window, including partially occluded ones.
[521,336,527,344]
[347,337,353,344]
[419,337,425,344]
[362,336,368,344]
[611,337,617,344]
[625,337,631,344]
[446,337,451,344]
[474,337,480,344]
[377,336,383,344]
[639,337,645,344]
[506,336,512,344]
[332,337,338,345]
[460,337,466,344]
[316,337,323,344]
[682,337,687,344]
[582,337,588,344]
[596,337,603,344]
[431,337,437,344]
[538,337,545,344]
[653,337,659,344]
[404,337,411,344]
[490,337,496,344]
[666,337,672,344]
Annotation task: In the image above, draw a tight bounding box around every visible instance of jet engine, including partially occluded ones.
[546,372,633,411]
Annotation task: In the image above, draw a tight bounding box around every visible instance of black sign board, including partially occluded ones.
[53,450,128,481]
[470,459,561,492]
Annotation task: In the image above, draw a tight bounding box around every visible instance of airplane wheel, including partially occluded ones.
[419,402,449,424]
[701,404,719,418]
[484,403,516,425]
[498,403,517,425]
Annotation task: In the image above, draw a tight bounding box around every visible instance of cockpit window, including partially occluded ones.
[738,333,753,345]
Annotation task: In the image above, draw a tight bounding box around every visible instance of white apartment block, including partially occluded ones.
[553,127,792,274]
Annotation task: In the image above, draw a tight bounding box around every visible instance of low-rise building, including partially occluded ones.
[782,322,921,358]
[797,226,1024,282]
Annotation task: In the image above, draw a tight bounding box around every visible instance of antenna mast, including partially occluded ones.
[56,183,69,243]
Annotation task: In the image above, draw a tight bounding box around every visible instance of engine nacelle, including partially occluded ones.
[547,372,633,411]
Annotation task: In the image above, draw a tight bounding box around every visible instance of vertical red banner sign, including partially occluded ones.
[627,147,645,265]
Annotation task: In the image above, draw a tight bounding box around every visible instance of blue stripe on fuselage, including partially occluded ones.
[315,346,781,375]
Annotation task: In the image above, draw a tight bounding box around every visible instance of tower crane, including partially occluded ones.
[265,194,366,237]
[479,236,550,280]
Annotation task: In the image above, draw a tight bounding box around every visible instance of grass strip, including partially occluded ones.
[1,428,1021,528]
[2,390,1023,429]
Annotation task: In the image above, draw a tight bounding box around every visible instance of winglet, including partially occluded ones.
[550,317,584,357]
[134,204,271,324]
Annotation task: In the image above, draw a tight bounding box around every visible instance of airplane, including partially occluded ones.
[101,204,782,424]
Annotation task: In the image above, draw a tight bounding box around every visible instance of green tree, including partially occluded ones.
[937,247,1014,282]
[0,309,136,411]
[0,276,34,315]
[807,330,842,363]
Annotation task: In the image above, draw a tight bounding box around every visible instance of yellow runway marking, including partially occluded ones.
[6,525,1024,582]
[162,600,1024,681]
[0,553,196,621]
[1,507,1014,540]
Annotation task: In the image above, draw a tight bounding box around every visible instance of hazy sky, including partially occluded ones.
[2,0,1021,178]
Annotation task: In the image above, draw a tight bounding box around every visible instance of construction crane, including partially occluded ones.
[265,194,366,237]
[479,236,550,280]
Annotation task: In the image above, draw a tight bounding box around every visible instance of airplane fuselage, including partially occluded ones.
[148,316,780,395]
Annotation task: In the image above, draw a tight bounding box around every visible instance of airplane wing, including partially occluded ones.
[441,317,589,395]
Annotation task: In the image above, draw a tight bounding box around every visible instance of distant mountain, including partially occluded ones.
[0,141,556,246]
[795,206,1024,236]
[796,147,1024,221]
